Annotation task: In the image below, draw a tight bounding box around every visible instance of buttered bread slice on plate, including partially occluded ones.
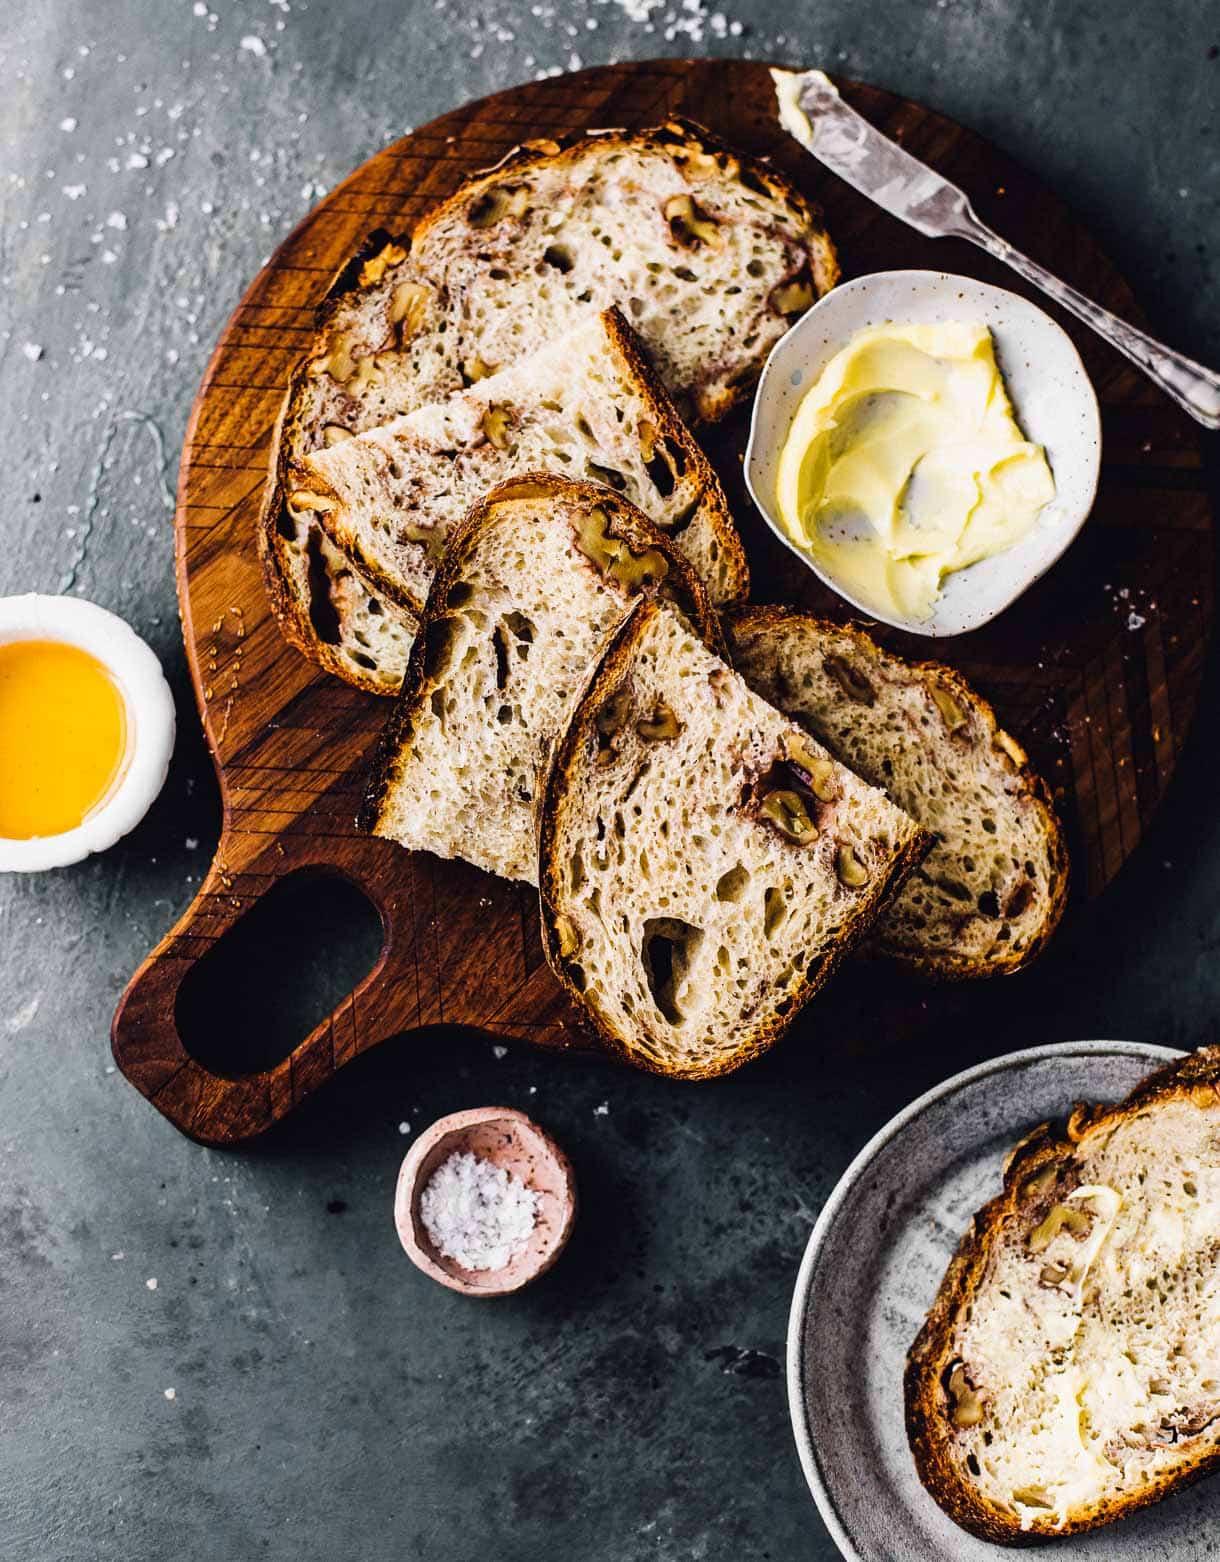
[538,600,931,1079]
[906,1046,1220,1542]
[290,308,746,616]
[727,607,1068,978]
[265,119,837,694]
[360,477,719,884]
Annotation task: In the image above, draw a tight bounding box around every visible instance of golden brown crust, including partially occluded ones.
[725,604,1070,980]
[536,598,932,1082]
[905,1045,1220,1544]
[260,118,834,691]
[358,474,722,838]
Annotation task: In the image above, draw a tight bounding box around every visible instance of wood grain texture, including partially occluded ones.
[111,60,1214,1146]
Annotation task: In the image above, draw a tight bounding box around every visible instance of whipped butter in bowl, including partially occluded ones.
[746,272,1101,636]
[0,595,175,872]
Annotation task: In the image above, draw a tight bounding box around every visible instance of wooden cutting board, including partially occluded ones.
[111,60,1214,1147]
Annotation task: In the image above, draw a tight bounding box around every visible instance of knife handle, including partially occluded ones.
[956,210,1220,430]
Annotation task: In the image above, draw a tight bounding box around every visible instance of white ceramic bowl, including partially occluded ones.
[745,270,1102,636]
[0,595,176,872]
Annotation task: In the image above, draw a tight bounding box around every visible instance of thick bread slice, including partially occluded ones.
[360,476,720,884]
[265,119,837,692]
[727,608,1068,979]
[538,600,931,1080]
[906,1046,1220,1542]
[292,308,747,614]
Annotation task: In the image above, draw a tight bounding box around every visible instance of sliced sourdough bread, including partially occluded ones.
[291,308,746,615]
[360,476,719,884]
[726,608,1068,978]
[538,600,931,1079]
[265,119,837,692]
[906,1046,1220,1542]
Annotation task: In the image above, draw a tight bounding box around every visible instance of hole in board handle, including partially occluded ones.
[174,870,383,1078]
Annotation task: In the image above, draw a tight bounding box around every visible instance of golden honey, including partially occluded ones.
[0,640,129,840]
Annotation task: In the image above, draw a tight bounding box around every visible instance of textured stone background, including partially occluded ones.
[1,3,1217,1559]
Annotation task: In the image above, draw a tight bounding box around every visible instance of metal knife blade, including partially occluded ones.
[772,68,977,239]
[771,68,1220,427]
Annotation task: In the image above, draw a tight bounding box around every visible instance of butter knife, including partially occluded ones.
[773,69,1220,430]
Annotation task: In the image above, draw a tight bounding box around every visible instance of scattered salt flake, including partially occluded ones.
[62,183,87,200]
[184,837,198,850]
[492,1045,508,1060]
[193,0,207,12]
[593,1101,610,1117]
[397,1120,410,1135]
[105,211,127,231]
[60,117,78,132]
[20,342,43,363]
[146,1277,158,1290]
[111,1251,125,1261]
[126,153,149,170]
[101,250,118,264]
[240,34,268,56]
[1127,610,1146,631]
[164,1387,176,1401]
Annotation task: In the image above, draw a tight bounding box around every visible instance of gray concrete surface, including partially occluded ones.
[1,2,1217,1558]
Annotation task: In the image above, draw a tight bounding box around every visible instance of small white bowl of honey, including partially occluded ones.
[0,595,175,872]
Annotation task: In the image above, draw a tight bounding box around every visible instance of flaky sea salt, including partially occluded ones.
[420,1150,538,1271]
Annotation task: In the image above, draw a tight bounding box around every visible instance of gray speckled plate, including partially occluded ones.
[786,1040,1220,1560]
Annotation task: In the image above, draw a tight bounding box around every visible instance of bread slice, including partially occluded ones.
[537,600,931,1079]
[290,308,747,615]
[727,608,1068,978]
[264,119,837,693]
[906,1046,1220,1542]
[360,476,720,883]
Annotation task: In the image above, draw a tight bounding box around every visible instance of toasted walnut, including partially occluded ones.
[321,425,353,447]
[824,655,875,705]
[759,789,816,844]
[357,241,408,287]
[931,684,968,733]
[1028,1203,1092,1253]
[553,916,580,958]
[401,521,446,564]
[574,506,668,591]
[1039,1262,1071,1288]
[594,685,633,764]
[462,356,495,385]
[288,489,336,514]
[348,355,387,396]
[664,193,719,246]
[481,406,511,450]
[636,704,681,742]
[1022,1165,1058,1202]
[468,185,530,228]
[772,279,814,315]
[389,280,430,338]
[316,330,360,383]
[785,737,836,802]
[947,1363,984,1429]
[995,729,1024,767]
[836,844,869,888]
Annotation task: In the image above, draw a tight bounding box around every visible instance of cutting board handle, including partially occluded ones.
[111,830,427,1146]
